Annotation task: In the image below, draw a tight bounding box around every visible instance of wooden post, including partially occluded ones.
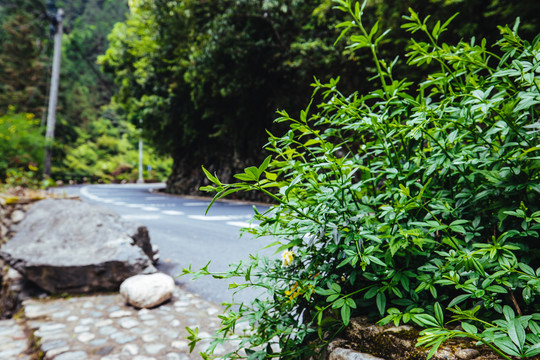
[43,8,64,178]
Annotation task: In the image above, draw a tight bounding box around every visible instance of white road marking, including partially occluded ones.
[81,186,256,227]
[142,207,160,211]
[226,221,257,228]
[121,215,161,220]
[81,186,100,201]
[161,210,185,216]
[188,215,252,221]
[183,202,211,207]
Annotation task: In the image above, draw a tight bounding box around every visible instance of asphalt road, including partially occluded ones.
[52,183,272,306]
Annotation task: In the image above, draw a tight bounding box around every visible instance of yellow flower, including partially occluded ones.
[281,250,295,267]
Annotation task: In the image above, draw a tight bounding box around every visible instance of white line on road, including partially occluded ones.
[188,215,252,221]
[81,186,100,201]
[161,210,185,216]
[141,207,160,211]
[183,202,211,207]
[226,221,257,228]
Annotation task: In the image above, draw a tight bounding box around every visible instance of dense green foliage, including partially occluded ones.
[0,0,171,184]
[56,0,126,129]
[60,109,172,182]
[192,2,540,359]
[0,0,49,117]
[0,110,44,185]
[100,0,540,195]
[99,0,362,194]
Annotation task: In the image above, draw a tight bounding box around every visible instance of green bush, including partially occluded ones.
[190,1,540,359]
[59,115,172,183]
[0,109,44,185]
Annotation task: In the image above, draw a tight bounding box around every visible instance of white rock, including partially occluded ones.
[142,334,158,342]
[0,224,8,238]
[122,344,139,355]
[10,210,25,223]
[77,332,95,343]
[120,273,175,309]
[110,310,132,318]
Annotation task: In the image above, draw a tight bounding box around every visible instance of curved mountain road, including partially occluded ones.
[52,183,272,306]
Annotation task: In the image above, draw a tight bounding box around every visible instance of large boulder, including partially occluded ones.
[0,198,156,293]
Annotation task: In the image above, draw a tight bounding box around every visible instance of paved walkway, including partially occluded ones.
[0,286,243,359]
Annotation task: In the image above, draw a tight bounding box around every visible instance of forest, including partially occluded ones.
[0,0,539,192]
[0,0,170,186]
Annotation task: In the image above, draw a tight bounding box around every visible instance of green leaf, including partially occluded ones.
[304,138,321,146]
[376,292,386,316]
[485,285,507,294]
[448,294,471,308]
[327,294,340,303]
[258,156,272,175]
[369,20,380,40]
[349,34,370,48]
[524,342,540,357]
[201,166,221,185]
[432,20,441,39]
[493,337,521,357]
[508,318,526,349]
[234,173,255,181]
[426,338,444,359]
[341,305,351,326]
[315,287,333,296]
[346,297,357,309]
[367,255,387,267]
[503,305,516,322]
[413,314,439,328]
[518,262,535,276]
[461,322,477,335]
[265,171,277,181]
[246,166,260,181]
[434,302,444,325]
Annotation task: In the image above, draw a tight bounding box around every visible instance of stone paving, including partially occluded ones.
[0,286,242,360]
[0,319,32,359]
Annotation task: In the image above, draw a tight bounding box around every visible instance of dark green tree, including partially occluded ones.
[0,0,49,117]
[100,0,362,195]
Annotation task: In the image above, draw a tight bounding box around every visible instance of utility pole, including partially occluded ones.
[137,120,144,183]
[43,5,64,178]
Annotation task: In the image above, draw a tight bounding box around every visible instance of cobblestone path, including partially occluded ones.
[0,286,240,359]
